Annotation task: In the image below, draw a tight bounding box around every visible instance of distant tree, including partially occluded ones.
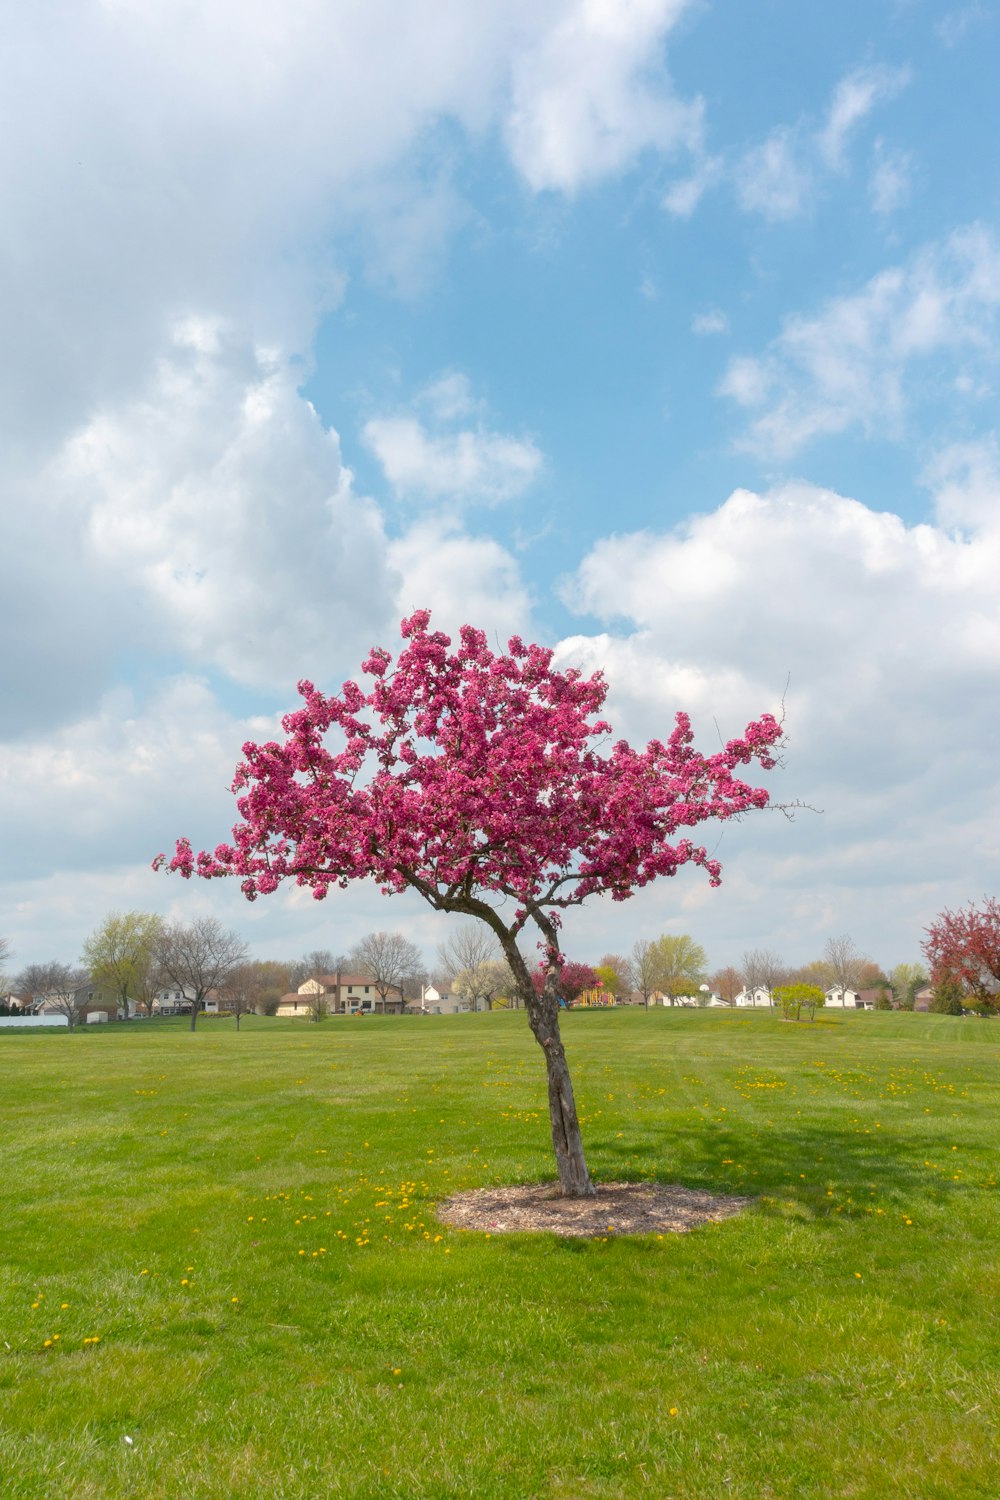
[824,934,868,994]
[711,965,743,1006]
[438,924,500,983]
[929,977,966,1015]
[651,934,708,1004]
[351,931,423,1012]
[221,960,289,1029]
[774,982,825,1022]
[452,957,513,1011]
[534,960,599,1006]
[289,949,338,990]
[81,911,163,1018]
[16,961,87,1028]
[0,935,11,988]
[631,939,660,1008]
[888,962,927,1011]
[597,953,635,998]
[155,918,249,1032]
[742,948,786,1007]
[923,899,1000,1013]
[792,958,835,990]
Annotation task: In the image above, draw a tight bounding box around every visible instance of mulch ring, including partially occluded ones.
[436,1181,754,1238]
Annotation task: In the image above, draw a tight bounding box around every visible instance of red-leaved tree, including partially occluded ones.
[923,898,1000,1011]
[532,960,600,1005]
[156,612,783,1196]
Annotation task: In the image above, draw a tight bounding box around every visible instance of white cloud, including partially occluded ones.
[736,127,813,221]
[731,62,910,223]
[869,140,914,216]
[691,308,729,336]
[505,0,702,193]
[416,372,483,421]
[936,4,990,48]
[662,153,723,218]
[718,224,1000,458]
[363,399,543,505]
[818,65,911,170]
[924,436,1000,530]
[389,520,534,644]
[59,318,396,692]
[557,479,1000,962]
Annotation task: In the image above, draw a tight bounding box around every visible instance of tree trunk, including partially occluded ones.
[189,1002,198,1032]
[492,920,594,1197]
[523,983,595,1196]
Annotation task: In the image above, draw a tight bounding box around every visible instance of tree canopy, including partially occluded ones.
[157,611,783,1194]
[924,898,1000,1012]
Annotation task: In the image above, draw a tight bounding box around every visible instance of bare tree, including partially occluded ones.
[452,957,514,1011]
[711,965,743,1006]
[16,961,88,1028]
[289,949,338,990]
[437,924,500,983]
[220,960,288,1030]
[155,917,249,1031]
[351,931,423,1012]
[824,934,867,994]
[742,948,786,1008]
[631,939,659,1008]
[0,935,11,989]
[790,958,835,990]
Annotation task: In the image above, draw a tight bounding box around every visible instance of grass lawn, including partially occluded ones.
[1,1008,998,1499]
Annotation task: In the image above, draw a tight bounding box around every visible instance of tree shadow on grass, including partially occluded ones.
[582,1115,978,1226]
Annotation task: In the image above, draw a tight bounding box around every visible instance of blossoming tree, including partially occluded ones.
[156,612,783,1197]
[923,897,1000,1012]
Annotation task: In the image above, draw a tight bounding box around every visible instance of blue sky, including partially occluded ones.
[2,0,999,982]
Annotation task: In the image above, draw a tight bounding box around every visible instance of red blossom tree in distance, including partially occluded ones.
[156,612,784,1197]
[532,960,600,1005]
[923,897,1000,1011]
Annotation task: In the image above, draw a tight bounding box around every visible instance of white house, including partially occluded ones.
[417,984,466,1014]
[153,984,198,1015]
[824,987,876,1010]
[735,986,774,1008]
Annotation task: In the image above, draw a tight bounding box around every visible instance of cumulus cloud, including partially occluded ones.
[389,520,534,643]
[505,0,702,192]
[557,478,1000,960]
[718,224,1000,458]
[58,317,396,692]
[363,373,543,504]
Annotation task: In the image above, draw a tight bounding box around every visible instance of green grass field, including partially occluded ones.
[1,1008,998,1499]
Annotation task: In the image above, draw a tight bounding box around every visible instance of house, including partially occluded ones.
[284,973,405,1015]
[34,983,121,1023]
[415,984,466,1015]
[735,986,774,1008]
[153,984,198,1015]
[824,986,877,1010]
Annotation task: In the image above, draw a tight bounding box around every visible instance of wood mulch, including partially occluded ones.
[436,1181,754,1238]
